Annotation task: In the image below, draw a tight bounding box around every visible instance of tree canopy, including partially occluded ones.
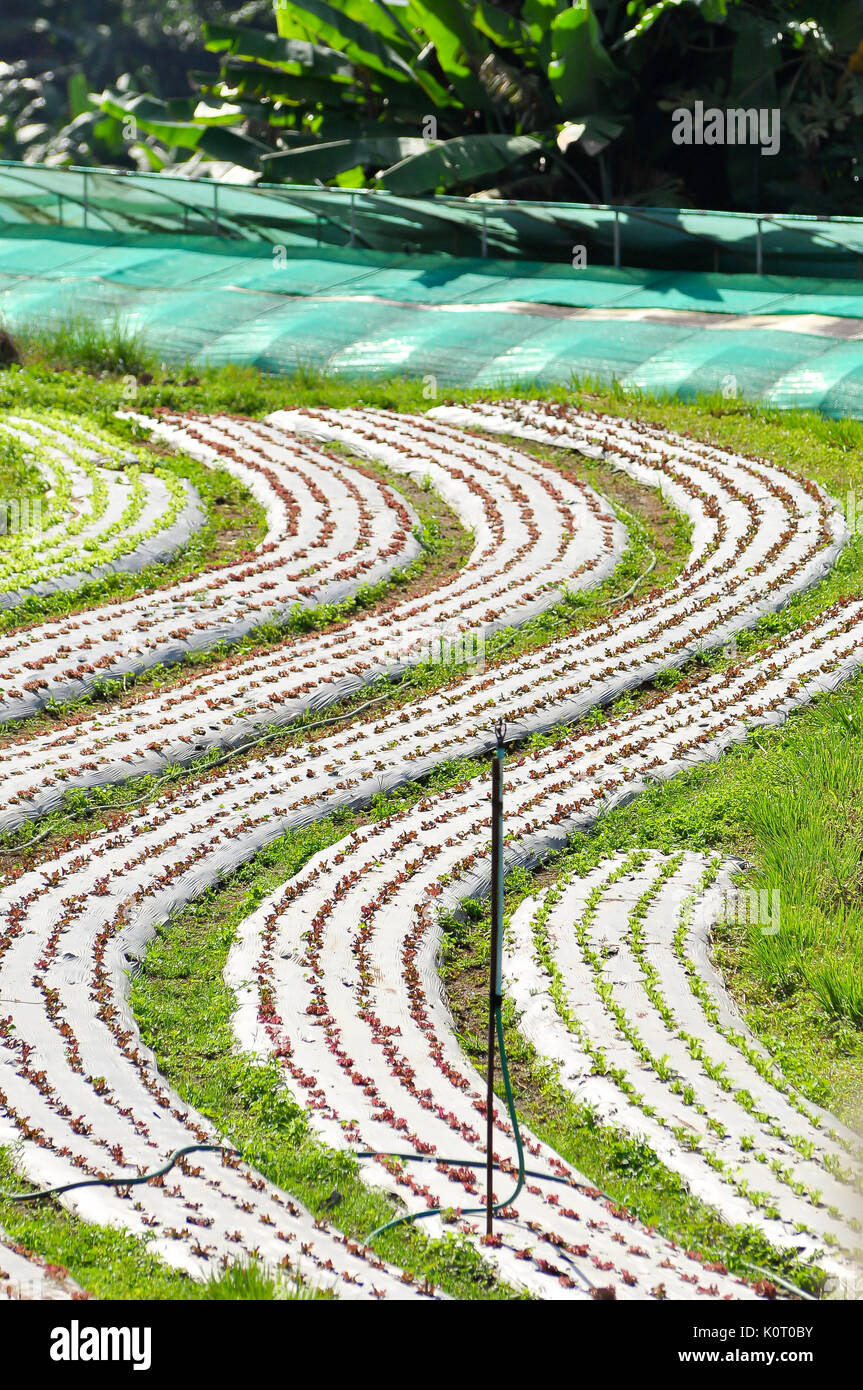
[3,1,863,211]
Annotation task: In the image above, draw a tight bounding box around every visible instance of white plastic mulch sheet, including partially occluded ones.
[506,851,863,1294]
[0,411,422,720]
[0,400,859,1301]
[0,408,624,828]
[0,394,843,832]
[0,1230,83,1300]
[0,415,204,610]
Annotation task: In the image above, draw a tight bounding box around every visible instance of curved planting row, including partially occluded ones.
[0,1230,83,1301]
[0,394,842,831]
[0,410,624,829]
[0,401,858,1299]
[0,412,423,722]
[0,413,204,611]
[223,599,863,1299]
[506,851,863,1293]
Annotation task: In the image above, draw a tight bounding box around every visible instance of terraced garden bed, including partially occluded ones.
[1,355,862,1302]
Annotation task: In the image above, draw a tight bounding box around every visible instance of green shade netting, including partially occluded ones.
[4,161,863,277]
[3,166,863,420]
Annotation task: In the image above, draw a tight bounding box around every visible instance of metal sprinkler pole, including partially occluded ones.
[486,719,507,1236]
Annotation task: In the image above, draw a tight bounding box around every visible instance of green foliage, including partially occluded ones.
[201,1258,326,1299]
[0,0,270,172]
[0,1145,292,1300]
[70,0,863,210]
[8,313,150,377]
[131,818,517,1299]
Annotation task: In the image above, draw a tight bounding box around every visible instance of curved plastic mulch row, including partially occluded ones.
[506,850,863,1294]
[0,413,204,611]
[0,410,623,827]
[0,401,857,1299]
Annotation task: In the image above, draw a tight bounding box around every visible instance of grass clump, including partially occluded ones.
[131,814,517,1302]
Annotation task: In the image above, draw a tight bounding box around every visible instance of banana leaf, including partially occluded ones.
[262,135,429,180]
[272,0,418,84]
[472,1,532,53]
[548,3,623,119]
[336,0,418,52]
[405,0,490,107]
[204,22,354,79]
[96,91,268,166]
[521,0,570,67]
[620,0,728,46]
[377,131,541,192]
[209,65,351,107]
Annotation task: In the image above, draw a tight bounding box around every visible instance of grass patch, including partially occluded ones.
[10,314,155,378]
[3,350,863,1292]
[0,442,681,866]
[0,1146,326,1299]
[0,411,267,634]
[131,812,518,1301]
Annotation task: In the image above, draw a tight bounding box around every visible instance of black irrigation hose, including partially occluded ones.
[2,1139,605,1209]
[3,1143,237,1203]
[0,688,410,856]
[353,1148,613,1201]
[2,1144,818,1300]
